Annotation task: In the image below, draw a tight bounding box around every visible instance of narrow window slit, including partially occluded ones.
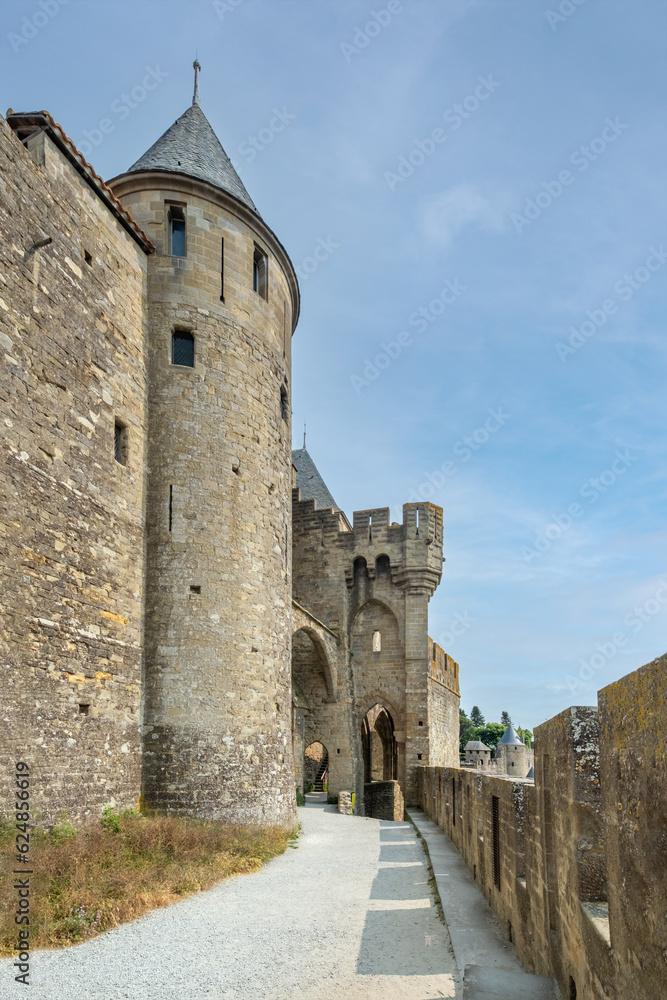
[253,244,268,300]
[168,203,186,257]
[492,795,501,888]
[114,420,127,465]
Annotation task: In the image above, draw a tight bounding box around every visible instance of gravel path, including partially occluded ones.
[1,794,458,999]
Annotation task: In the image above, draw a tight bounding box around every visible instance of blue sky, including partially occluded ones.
[2,0,665,731]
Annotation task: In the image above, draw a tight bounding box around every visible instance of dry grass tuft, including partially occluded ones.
[0,809,293,954]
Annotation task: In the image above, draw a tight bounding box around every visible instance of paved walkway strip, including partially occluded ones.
[408,808,559,1000]
[2,796,457,999]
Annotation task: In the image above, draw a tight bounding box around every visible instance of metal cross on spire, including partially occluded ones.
[303,423,307,449]
[192,59,201,107]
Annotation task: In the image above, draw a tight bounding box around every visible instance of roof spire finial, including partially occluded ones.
[303,423,307,450]
[192,59,201,107]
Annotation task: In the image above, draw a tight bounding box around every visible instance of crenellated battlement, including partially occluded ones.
[292,489,444,597]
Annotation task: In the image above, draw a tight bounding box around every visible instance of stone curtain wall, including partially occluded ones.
[417,654,666,1000]
[0,118,148,822]
[427,640,460,767]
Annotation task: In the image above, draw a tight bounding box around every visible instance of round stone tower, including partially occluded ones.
[109,66,299,827]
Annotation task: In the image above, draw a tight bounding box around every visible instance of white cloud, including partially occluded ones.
[420,183,506,247]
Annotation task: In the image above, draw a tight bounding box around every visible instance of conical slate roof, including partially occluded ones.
[498,723,524,747]
[292,448,341,512]
[126,103,257,212]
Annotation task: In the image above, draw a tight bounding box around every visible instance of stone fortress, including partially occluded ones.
[463,723,535,778]
[0,67,460,828]
[0,69,664,1000]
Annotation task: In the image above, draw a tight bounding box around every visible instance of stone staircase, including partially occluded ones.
[313,761,328,791]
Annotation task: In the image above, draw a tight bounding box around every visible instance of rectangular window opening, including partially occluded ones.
[172,330,194,367]
[190,585,201,595]
[253,244,268,300]
[114,420,127,465]
[167,203,186,257]
[78,704,89,715]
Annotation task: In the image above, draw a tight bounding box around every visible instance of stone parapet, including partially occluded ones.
[416,654,666,1000]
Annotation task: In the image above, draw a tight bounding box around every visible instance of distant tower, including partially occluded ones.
[109,64,300,826]
[494,723,533,777]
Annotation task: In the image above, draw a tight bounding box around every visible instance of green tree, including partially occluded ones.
[459,710,475,754]
[460,722,507,756]
[470,705,485,727]
[516,726,533,748]
[500,710,512,726]
[468,723,506,752]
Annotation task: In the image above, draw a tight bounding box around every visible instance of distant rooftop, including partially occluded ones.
[126,103,256,211]
[497,724,525,747]
[121,60,257,213]
[465,741,491,751]
[292,448,341,513]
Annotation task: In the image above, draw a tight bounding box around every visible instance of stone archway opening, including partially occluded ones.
[304,741,329,793]
[361,703,404,820]
[361,704,397,784]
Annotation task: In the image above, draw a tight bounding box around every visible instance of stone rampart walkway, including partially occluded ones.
[1,794,457,999]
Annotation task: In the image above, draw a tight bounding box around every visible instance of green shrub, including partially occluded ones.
[100,805,121,834]
[49,819,77,843]
[296,787,306,807]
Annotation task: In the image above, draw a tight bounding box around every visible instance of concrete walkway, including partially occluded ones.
[408,809,560,1000]
[1,795,458,1000]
